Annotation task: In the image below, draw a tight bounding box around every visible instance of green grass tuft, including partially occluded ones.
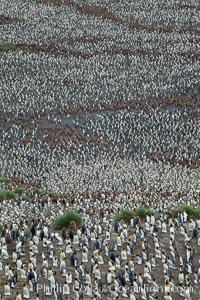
[114,207,159,223]
[134,207,147,219]
[0,177,12,183]
[80,52,93,58]
[55,51,65,56]
[0,44,18,52]
[0,190,17,200]
[25,228,31,237]
[52,211,82,230]
[32,188,49,196]
[114,210,135,223]
[14,187,25,196]
[171,205,200,218]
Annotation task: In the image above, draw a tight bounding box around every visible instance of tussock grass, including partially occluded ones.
[52,211,82,230]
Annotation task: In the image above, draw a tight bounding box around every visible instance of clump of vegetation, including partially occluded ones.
[0,177,12,183]
[52,211,82,230]
[32,188,50,196]
[114,210,135,223]
[145,192,151,197]
[25,227,31,237]
[146,208,156,215]
[0,224,3,232]
[0,190,17,200]
[55,51,65,56]
[80,52,94,59]
[171,205,200,218]
[114,207,159,223]
[14,187,25,196]
[0,44,18,52]
[135,207,147,219]
[21,193,29,200]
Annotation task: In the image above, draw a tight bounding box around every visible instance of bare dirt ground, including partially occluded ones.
[0,222,200,299]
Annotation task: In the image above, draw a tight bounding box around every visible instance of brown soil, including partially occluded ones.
[0,15,25,25]
[0,91,199,170]
[36,0,200,36]
[181,4,200,11]
[15,41,200,61]
[0,222,199,299]
[148,152,200,170]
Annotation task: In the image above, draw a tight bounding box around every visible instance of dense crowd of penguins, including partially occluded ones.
[0,0,199,114]
[0,192,199,299]
[0,52,199,115]
[0,0,199,194]
[0,106,199,194]
[73,0,200,30]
